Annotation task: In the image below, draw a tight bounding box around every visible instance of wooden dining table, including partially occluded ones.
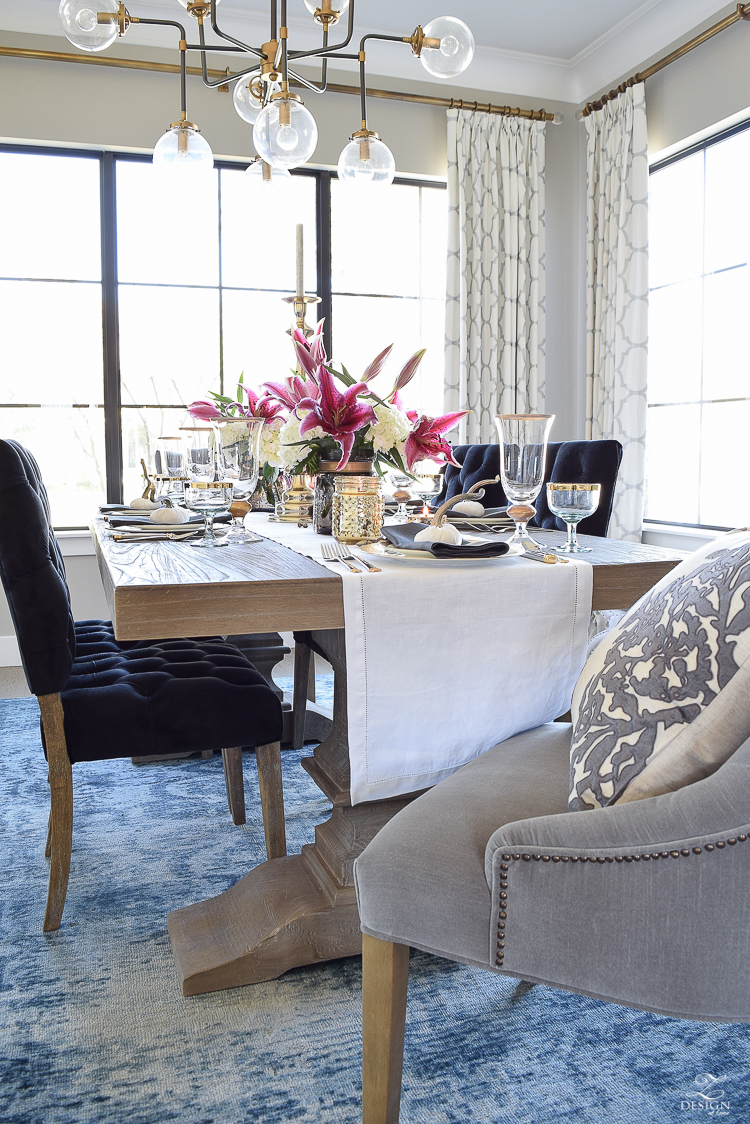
[92,517,683,995]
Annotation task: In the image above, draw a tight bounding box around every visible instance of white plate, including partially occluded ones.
[359,540,525,562]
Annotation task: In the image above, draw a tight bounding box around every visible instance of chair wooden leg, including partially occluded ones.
[221,748,246,826]
[38,694,73,933]
[362,934,410,1124]
[44,812,52,858]
[255,741,286,859]
[292,640,312,750]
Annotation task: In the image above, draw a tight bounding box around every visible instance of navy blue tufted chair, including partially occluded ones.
[433,440,623,538]
[0,440,285,932]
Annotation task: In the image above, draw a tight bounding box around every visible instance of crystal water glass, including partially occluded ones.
[154,435,186,499]
[495,414,555,549]
[183,481,234,549]
[387,469,414,524]
[546,483,601,553]
[411,462,442,515]
[180,427,217,483]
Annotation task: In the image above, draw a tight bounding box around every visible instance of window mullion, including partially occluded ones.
[316,170,333,358]
[101,151,123,504]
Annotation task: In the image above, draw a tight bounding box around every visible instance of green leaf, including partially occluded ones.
[327,364,356,387]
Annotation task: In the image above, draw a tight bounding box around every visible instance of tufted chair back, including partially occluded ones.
[0,440,76,695]
[434,440,623,538]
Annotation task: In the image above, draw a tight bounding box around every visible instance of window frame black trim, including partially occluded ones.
[0,141,446,519]
[646,115,750,533]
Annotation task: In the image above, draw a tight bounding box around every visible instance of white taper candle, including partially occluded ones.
[296,224,304,298]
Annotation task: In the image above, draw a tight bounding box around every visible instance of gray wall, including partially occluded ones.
[583,3,750,156]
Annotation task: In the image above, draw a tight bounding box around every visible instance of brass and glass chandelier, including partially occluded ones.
[58,1,475,184]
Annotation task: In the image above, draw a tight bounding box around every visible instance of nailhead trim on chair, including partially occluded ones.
[494,833,750,967]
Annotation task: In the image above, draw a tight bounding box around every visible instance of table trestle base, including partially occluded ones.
[167,628,419,995]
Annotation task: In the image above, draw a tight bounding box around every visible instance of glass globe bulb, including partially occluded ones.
[59,0,120,52]
[253,99,318,170]
[233,78,264,125]
[420,16,475,78]
[244,160,292,185]
[337,136,395,187]
[152,125,214,177]
[302,0,349,17]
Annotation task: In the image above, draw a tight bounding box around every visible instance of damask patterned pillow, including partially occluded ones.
[569,530,750,811]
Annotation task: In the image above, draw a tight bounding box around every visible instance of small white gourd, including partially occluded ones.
[451,500,485,517]
[415,490,484,545]
[149,506,191,525]
[414,522,462,545]
[130,497,159,510]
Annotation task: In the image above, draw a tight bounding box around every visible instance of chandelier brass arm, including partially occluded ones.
[57,0,478,181]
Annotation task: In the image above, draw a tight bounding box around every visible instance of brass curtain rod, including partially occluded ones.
[582,1,750,116]
[0,43,556,122]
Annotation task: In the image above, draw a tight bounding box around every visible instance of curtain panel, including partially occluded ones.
[585,84,649,542]
[445,109,546,443]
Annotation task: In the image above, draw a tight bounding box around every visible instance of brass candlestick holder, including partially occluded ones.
[283,293,321,339]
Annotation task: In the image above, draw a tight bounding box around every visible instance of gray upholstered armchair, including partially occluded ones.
[354,529,750,1124]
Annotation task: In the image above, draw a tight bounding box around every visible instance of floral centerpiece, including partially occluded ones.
[188,323,467,490]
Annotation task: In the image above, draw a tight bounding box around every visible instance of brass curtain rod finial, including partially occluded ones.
[581,1,750,116]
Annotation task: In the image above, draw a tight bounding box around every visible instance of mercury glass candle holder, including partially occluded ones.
[332,476,385,543]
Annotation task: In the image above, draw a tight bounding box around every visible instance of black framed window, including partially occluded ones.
[0,144,446,527]
[646,119,750,530]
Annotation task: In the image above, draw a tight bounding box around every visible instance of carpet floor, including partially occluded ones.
[1,688,749,1124]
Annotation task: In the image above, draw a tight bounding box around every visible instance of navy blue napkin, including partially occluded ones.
[383,522,510,559]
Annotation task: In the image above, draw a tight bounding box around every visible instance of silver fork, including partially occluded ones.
[328,540,382,572]
[321,541,363,572]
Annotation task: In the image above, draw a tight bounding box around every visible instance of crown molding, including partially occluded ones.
[0,0,735,105]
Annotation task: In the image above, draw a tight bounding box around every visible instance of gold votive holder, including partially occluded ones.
[271,474,315,523]
[332,475,384,543]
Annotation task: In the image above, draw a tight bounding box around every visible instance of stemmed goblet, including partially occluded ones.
[546,483,601,553]
[410,461,442,516]
[387,469,415,524]
[183,480,234,548]
[495,414,555,550]
[180,426,232,549]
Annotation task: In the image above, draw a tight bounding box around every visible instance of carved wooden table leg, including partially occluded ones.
[168,629,419,996]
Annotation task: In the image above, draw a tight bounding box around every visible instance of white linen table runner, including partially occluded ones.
[251,517,592,804]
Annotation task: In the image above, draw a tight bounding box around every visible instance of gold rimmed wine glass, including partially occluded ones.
[495,413,555,550]
[183,480,234,548]
[546,483,601,553]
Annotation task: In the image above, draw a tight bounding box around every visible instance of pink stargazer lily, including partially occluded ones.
[242,386,286,423]
[292,322,327,379]
[404,411,468,471]
[297,365,377,470]
[361,344,393,383]
[262,373,320,412]
[188,399,226,422]
[388,349,427,410]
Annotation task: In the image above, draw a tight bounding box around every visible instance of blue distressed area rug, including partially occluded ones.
[1,688,749,1124]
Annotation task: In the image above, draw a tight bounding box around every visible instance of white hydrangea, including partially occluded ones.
[258,417,284,468]
[367,403,411,456]
[220,420,251,449]
[277,411,325,470]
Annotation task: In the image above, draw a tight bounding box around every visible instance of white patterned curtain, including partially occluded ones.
[585,84,649,541]
[444,109,546,443]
